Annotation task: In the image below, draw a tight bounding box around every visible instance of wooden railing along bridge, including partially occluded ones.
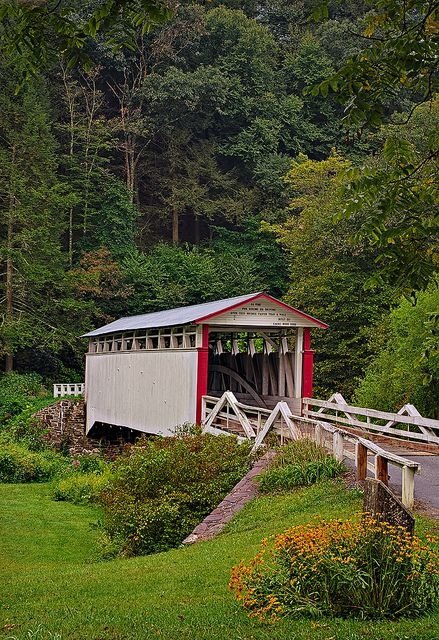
[202,392,439,510]
[304,393,439,447]
[53,383,84,398]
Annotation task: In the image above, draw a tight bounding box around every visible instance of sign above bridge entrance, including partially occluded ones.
[206,299,317,328]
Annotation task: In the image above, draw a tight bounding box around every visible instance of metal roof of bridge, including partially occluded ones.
[82,292,328,337]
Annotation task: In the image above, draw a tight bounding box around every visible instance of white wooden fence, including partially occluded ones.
[53,383,84,398]
[201,392,421,509]
[303,393,439,446]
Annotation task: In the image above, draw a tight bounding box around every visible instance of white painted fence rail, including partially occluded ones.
[303,394,439,445]
[53,383,84,398]
[296,415,420,510]
[202,392,420,509]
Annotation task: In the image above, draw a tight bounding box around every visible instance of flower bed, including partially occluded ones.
[230,516,439,620]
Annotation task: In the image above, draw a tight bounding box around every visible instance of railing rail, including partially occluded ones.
[293,415,419,509]
[202,392,421,509]
[53,383,84,398]
[303,395,439,445]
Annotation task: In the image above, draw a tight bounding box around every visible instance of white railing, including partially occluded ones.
[296,415,419,510]
[201,392,421,509]
[303,394,439,446]
[53,383,84,398]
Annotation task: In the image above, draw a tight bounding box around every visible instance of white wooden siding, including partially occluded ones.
[207,299,317,328]
[85,350,198,435]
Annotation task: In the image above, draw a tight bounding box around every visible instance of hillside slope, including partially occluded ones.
[1,481,438,640]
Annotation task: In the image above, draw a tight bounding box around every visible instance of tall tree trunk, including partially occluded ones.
[5,221,13,372]
[194,215,200,244]
[172,207,179,245]
[5,144,15,373]
[126,136,135,204]
[61,62,76,266]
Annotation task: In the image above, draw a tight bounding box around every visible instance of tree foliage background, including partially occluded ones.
[0,0,437,411]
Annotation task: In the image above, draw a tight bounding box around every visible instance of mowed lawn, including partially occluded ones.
[1,481,439,640]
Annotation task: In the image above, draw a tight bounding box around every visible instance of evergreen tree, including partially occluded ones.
[0,68,89,371]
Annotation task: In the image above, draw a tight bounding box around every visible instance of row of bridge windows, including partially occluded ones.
[88,326,198,353]
[89,328,298,355]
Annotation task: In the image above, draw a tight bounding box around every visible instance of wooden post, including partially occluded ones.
[278,354,285,397]
[375,455,389,485]
[262,355,269,396]
[315,423,323,446]
[356,442,368,481]
[332,431,344,462]
[201,396,207,423]
[401,465,415,510]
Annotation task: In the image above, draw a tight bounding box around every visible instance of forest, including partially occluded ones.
[0,0,438,415]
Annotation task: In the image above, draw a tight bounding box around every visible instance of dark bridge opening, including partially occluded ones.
[207,329,301,412]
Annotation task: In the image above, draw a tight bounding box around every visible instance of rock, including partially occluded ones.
[363,478,415,534]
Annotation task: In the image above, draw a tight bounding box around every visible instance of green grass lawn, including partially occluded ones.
[1,481,438,640]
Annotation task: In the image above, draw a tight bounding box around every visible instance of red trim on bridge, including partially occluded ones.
[196,324,209,424]
[195,292,328,329]
[302,328,314,399]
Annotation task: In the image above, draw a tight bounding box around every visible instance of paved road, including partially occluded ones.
[388,454,439,513]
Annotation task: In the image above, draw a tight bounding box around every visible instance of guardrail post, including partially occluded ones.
[402,465,415,510]
[375,455,389,485]
[356,442,368,481]
[332,431,344,462]
[303,400,310,419]
[315,423,323,446]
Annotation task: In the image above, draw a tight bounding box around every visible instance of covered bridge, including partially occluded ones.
[83,292,327,436]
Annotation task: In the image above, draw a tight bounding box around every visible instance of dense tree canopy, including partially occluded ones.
[355,285,439,417]
[264,152,393,397]
[0,0,437,413]
[315,0,439,292]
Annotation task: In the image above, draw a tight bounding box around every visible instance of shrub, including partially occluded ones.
[0,443,70,482]
[99,431,253,557]
[0,372,55,451]
[52,470,112,505]
[2,403,54,451]
[74,454,107,475]
[99,492,198,556]
[259,458,345,493]
[271,439,329,466]
[258,439,345,493]
[230,517,439,620]
[0,372,46,423]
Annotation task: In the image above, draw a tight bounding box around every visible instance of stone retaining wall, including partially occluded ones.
[35,400,124,458]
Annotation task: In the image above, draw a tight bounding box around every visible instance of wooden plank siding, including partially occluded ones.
[85,350,198,435]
